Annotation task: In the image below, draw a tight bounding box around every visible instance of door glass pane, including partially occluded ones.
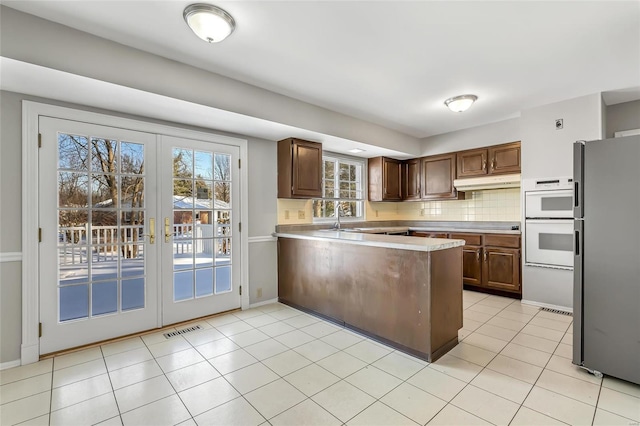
[121,142,144,174]
[195,268,214,297]
[173,180,193,208]
[58,173,89,208]
[58,134,89,171]
[195,151,213,180]
[60,284,89,321]
[91,139,118,173]
[121,176,145,208]
[92,174,118,208]
[122,278,144,311]
[174,270,194,301]
[122,245,145,277]
[173,148,193,177]
[92,281,117,316]
[215,182,230,205]
[214,153,230,180]
[215,266,231,294]
[215,238,231,265]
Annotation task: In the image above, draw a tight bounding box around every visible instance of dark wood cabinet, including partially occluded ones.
[488,142,521,175]
[402,159,421,200]
[277,138,322,199]
[457,148,488,178]
[483,247,521,292]
[368,157,402,201]
[409,231,448,238]
[421,153,463,200]
[451,233,483,287]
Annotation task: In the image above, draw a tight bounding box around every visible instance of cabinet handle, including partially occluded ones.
[484,250,488,262]
[482,157,487,171]
[491,158,495,170]
[476,249,480,261]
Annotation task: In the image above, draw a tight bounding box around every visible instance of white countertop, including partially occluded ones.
[273,230,465,252]
[348,226,521,235]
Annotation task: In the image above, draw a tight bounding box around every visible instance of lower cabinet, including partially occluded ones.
[483,247,521,292]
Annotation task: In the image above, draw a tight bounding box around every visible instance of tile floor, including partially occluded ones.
[1,291,639,426]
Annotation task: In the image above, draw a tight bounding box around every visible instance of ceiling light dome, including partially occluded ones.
[444,94,478,112]
[183,3,236,43]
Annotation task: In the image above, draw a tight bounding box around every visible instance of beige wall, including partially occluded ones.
[606,100,640,138]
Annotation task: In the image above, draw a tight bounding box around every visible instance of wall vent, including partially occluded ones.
[539,307,573,316]
[163,325,202,339]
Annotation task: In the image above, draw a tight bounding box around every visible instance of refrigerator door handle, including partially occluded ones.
[573,141,585,218]
[573,220,584,366]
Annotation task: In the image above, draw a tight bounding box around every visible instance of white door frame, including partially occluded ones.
[22,101,250,365]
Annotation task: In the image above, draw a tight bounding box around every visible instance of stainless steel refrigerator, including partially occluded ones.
[573,135,640,385]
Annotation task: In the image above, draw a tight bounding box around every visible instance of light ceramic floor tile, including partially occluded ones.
[372,351,425,381]
[0,373,51,404]
[261,350,312,377]
[53,347,103,370]
[178,376,240,416]
[407,366,466,402]
[529,317,571,332]
[463,332,508,353]
[602,376,640,398]
[429,354,483,383]
[317,351,367,378]
[561,333,573,345]
[51,373,112,411]
[243,314,281,328]
[270,399,341,426]
[523,386,595,425]
[485,354,542,384]
[284,364,340,397]
[597,387,640,422]
[593,408,638,425]
[486,315,527,332]
[345,365,402,399]
[257,303,287,314]
[243,338,289,361]
[0,391,51,425]
[320,330,363,350]
[93,415,123,426]
[0,359,53,386]
[113,375,175,414]
[176,419,196,426]
[269,308,304,321]
[147,337,191,358]
[447,342,496,367]
[104,347,153,372]
[544,355,602,385]
[470,368,532,404]
[195,337,240,359]
[474,323,518,342]
[283,314,320,329]
[521,324,564,342]
[496,310,535,323]
[458,329,472,341]
[300,322,342,339]
[476,296,513,308]
[50,392,119,426]
[258,321,296,337]
[101,337,145,358]
[181,319,213,331]
[275,330,316,348]
[156,348,205,373]
[451,385,519,425]
[467,303,502,316]
[500,342,552,367]
[245,379,306,419]
[536,366,601,405]
[461,318,483,332]
[183,328,225,347]
[346,401,417,426]
[108,359,163,390]
[120,394,190,426]
[427,404,491,425]
[206,313,241,328]
[216,320,254,337]
[233,308,268,321]
[141,329,175,346]
[293,340,339,362]
[535,310,573,323]
[18,414,51,425]
[209,349,258,375]
[344,340,392,364]
[165,360,220,392]
[503,303,540,315]
[311,380,375,423]
[380,382,446,425]
[553,343,572,360]
[509,406,567,425]
[228,329,270,347]
[463,310,493,323]
[224,363,279,394]
[511,333,559,354]
[194,396,265,426]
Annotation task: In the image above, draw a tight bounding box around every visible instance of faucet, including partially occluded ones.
[333,203,345,230]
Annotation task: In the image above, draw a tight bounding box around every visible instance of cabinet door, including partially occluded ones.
[462,246,483,286]
[383,157,402,200]
[403,159,421,200]
[488,142,521,175]
[421,153,461,200]
[457,148,488,178]
[483,247,521,292]
[292,139,323,198]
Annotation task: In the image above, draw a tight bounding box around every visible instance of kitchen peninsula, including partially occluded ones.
[274,230,465,361]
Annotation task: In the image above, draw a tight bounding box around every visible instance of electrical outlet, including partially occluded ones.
[375,210,379,217]
[420,208,426,216]
[298,210,305,219]
[284,210,290,220]
[257,288,262,298]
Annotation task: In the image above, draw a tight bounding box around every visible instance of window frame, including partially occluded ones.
[312,152,367,223]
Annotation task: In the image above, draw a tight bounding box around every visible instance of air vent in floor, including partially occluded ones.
[163,325,202,339]
[539,307,573,316]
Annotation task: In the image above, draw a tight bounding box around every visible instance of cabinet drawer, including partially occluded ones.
[409,231,449,238]
[450,233,482,246]
[485,234,520,248]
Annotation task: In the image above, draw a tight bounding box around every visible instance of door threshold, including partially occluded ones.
[40,308,241,360]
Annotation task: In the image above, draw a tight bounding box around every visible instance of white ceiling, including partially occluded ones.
[3,1,640,139]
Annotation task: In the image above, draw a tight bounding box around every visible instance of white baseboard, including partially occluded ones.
[521,299,573,314]
[0,359,21,370]
[21,342,39,365]
[249,298,278,309]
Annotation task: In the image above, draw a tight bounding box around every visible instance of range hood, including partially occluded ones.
[454,173,521,191]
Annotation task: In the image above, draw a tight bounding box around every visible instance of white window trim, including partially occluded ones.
[313,152,367,223]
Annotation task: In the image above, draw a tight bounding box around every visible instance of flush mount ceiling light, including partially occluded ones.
[348,148,366,153]
[444,94,478,112]
[183,3,236,43]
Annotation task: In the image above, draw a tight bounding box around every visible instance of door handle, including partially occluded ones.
[141,218,155,244]
[164,218,171,243]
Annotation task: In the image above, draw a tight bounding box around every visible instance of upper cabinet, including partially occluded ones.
[277,138,322,199]
[456,141,521,179]
[369,157,402,201]
[421,153,463,200]
[402,159,421,201]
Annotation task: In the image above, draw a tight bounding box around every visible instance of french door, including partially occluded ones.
[39,117,240,354]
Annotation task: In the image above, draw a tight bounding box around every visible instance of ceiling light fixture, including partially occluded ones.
[183,3,236,43]
[348,148,366,153]
[444,94,478,112]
